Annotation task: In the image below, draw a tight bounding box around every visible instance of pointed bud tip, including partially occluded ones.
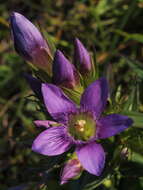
[56,49,61,54]
[55,49,65,59]
[11,11,20,17]
[10,11,16,18]
[10,12,25,21]
[54,49,70,65]
[74,37,80,44]
[75,38,87,50]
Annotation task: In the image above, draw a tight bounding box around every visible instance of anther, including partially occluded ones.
[74,120,86,132]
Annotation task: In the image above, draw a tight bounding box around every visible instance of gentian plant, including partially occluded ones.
[32,78,133,182]
[10,12,134,186]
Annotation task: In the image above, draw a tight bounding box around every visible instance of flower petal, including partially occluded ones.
[32,126,72,156]
[34,120,57,128]
[23,73,42,100]
[52,50,79,88]
[42,83,77,123]
[80,78,108,118]
[76,142,105,176]
[96,114,133,139]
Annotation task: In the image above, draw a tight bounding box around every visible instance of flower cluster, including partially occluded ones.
[10,12,133,184]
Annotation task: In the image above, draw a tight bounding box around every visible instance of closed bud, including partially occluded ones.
[74,38,91,74]
[52,50,79,89]
[10,12,52,73]
[60,159,82,185]
[120,147,130,160]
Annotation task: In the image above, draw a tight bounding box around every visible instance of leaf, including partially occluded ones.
[114,30,143,43]
[121,56,143,79]
[62,87,82,105]
[42,29,56,56]
[82,176,110,190]
[122,82,140,112]
[0,17,9,27]
[131,152,143,165]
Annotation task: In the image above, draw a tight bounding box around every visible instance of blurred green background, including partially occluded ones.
[0,0,143,189]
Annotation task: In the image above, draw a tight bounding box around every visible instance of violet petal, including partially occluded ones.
[32,126,72,156]
[23,73,42,100]
[80,78,108,118]
[34,120,57,128]
[96,114,133,139]
[76,142,105,176]
[42,83,77,123]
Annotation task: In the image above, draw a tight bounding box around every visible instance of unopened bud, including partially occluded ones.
[60,159,82,185]
[52,50,79,89]
[10,12,52,73]
[74,38,91,74]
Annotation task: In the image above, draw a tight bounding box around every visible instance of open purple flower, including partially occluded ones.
[32,78,133,176]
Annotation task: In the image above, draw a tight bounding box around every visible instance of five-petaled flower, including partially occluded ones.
[32,77,133,176]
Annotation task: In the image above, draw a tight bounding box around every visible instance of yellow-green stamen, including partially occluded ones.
[68,113,96,141]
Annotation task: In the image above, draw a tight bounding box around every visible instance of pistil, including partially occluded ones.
[74,120,86,132]
[68,112,96,141]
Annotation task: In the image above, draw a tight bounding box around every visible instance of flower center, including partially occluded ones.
[74,119,86,132]
[68,112,96,141]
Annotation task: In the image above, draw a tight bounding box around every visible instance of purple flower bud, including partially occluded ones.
[74,38,91,74]
[52,50,79,88]
[10,12,52,72]
[60,159,82,185]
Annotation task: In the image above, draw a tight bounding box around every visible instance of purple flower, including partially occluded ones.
[10,12,52,72]
[52,50,79,88]
[60,158,82,184]
[74,38,91,74]
[32,78,133,176]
